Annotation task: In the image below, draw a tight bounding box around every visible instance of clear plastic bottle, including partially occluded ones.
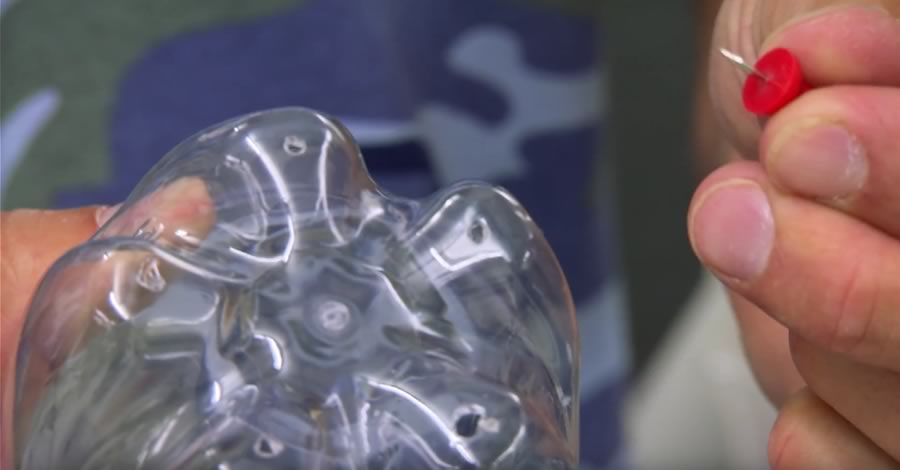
[13,108,580,469]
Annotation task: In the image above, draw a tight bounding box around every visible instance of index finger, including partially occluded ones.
[688,161,900,372]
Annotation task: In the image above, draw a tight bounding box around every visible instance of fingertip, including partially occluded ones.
[762,5,900,87]
[689,177,775,283]
[94,204,122,227]
[763,113,868,201]
[760,85,900,236]
[690,160,768,220]
[689,161,769,275]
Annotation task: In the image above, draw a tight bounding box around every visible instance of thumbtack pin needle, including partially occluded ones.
[719,48,766,79]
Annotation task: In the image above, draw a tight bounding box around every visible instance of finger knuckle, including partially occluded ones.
[824,258,879,355]
[768,396,812,470]
[769,413,799,470]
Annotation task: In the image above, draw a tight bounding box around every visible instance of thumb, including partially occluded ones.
[1,206,108,357]
[1,205,107,469]
[2,177,215,468]
[709,0,900,157]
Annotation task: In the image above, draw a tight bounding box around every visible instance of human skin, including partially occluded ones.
[1,180,215,469]
[694,0,900,467]
[2,1,900,468]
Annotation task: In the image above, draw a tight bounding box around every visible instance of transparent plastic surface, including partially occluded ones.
[13,108,580,469]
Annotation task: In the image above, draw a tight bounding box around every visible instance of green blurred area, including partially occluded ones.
[600,1,702,378]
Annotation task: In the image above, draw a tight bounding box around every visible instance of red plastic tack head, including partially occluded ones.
[742,47,811,116]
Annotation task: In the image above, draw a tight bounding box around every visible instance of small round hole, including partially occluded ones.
[318,300,351,333]
[455,413,481,437]
[258,439,272,454]
[253,436,283,458]
[283,135,308,156]
[468,220,485,244]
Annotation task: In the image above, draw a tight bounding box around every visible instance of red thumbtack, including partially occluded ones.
[720,48,811,116]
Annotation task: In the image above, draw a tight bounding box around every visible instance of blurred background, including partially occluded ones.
[2,0,776,468]
[602,2,776,469]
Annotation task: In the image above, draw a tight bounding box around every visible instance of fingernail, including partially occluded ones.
[690,180,774,281]
[769,123,867,199]
[95,203,122,226]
